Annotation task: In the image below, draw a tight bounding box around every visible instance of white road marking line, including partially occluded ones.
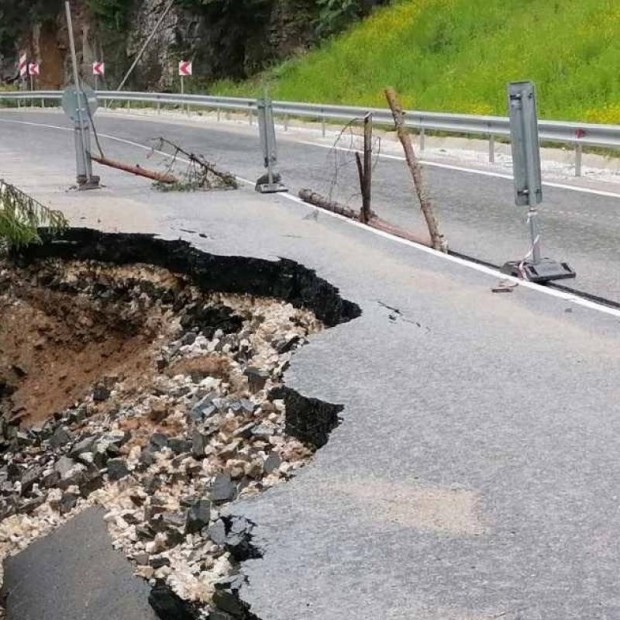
[2,116,619,318]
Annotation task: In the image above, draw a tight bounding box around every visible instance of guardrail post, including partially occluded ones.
[489,135,495,163]
[575,143,583,177]
[420,127,426,151]
[249,103,253,125]
[321,109,326,137]
[157,98,161,114]
[41,98,45,109]
[217,107,221,122]
[284,114,289,132]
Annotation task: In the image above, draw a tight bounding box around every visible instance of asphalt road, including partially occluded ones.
[1,110,619,302]
[2,507,157,619]
[1,112,620,620]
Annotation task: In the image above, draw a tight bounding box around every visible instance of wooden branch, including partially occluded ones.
[154,137,237,187]
[298,188,430,246]
[384,88,446,252]
[298,189,362,220]
[355,151,366,218]
[361,113,372,224]
[91,155,178,184]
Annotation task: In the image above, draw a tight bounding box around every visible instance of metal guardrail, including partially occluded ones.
[2,90,619,176]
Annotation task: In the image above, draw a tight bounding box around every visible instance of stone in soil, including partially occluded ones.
[211,473,237,504]
[186,499,211,534]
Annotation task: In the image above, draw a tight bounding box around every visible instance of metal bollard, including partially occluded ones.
[489,134,495,163]
[575,143,582,177]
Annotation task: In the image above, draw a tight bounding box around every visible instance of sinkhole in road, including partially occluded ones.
[0,230,360,620]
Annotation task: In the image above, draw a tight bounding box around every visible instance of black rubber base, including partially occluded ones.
[501,258,577,283]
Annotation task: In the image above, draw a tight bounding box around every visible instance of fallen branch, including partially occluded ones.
[298,189,365,220]
[298,189,430,247]
[384,88,447,252]
[368,216,430,246]
[151,137,238,189]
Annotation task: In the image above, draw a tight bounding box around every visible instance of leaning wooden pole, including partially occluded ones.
[384,88,446,252]
[91,155,178,184]
[361,113,373,223]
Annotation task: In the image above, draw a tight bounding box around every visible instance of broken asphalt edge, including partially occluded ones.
[4,227,360,620]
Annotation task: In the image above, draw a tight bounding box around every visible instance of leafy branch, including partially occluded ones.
[0,180,67,251]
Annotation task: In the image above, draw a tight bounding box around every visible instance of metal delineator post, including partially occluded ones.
[501,80,574,283]
[575,143,583,177]
[65,1,99,190]
[255,94,287,194]
[489,134,495,163]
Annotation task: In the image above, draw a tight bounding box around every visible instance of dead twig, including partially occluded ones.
[149,137,238,191]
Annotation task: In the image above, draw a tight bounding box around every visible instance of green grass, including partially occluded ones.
[212,0,620,123]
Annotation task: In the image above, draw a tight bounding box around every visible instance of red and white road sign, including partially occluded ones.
[28,63,40,77]
[92,62,105,76]
[18,53,28,78]
[178,60,193,77]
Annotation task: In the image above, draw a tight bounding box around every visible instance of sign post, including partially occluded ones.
[501,81,574,282]
[92,62,105,91]
[18,53,28,98]
[178,61,192,115]
[64,1,100,190]
[28,63,39,94]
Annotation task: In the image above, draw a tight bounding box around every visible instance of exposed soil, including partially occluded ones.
[0,261,180,426]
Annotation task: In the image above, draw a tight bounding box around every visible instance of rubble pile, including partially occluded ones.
[0,257,325,619]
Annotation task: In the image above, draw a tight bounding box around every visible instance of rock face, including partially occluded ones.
[0,0,319,90]
[1,1,390,90]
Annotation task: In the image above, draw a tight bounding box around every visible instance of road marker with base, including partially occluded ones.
[256,94,287,194]
[501,81,575,283]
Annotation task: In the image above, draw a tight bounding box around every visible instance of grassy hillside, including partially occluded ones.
[214,0,620,122]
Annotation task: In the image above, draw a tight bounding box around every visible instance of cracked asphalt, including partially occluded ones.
[0,110,619,620]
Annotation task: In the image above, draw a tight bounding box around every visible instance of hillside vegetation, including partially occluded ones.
[214,0,620,122]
